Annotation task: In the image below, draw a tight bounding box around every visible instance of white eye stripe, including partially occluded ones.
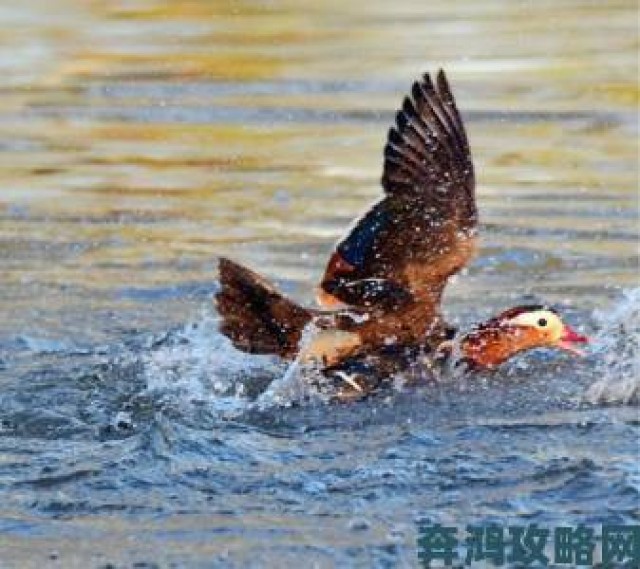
[507,310,559,328]
[507,309,566,343]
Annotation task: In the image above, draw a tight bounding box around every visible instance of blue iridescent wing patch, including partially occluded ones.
[337,205,390,269]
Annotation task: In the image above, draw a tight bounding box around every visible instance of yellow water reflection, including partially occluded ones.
[0,0,637,326]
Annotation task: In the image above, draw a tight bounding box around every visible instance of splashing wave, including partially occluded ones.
[142,309,321,417]
[584,288,639,405]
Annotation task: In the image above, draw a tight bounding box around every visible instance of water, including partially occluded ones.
[0,1,638,567]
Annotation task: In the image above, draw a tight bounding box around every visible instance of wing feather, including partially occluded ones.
[319,70,477,319]
[383,71,475,206]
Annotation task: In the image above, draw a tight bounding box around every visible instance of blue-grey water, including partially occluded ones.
[0,1,638,567]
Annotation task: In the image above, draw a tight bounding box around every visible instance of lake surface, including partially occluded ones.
[0,1,638,567]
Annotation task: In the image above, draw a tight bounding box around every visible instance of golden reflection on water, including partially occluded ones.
[0,0,637,331]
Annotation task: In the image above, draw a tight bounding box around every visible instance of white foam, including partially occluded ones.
[142,308,322,417]
[143,308,281,416]
[255,322,328,408]
[583,288,640,405]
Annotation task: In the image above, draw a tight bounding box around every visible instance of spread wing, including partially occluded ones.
[318,70,477,315]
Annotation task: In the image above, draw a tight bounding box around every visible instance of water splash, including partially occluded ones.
[142,309,284,417]
[584,288,640,405]
[142,309,327,417]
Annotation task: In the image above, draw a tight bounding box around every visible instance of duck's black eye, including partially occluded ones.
[538,318,547,327]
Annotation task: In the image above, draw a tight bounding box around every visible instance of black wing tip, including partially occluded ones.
[411,81,426,106]
[381,68,474,201]
[421,71,434,89]
[401,96,421,124]
[387,126,404,147]
[416,69,451,93]
[418,69,450,92]
[416,67,449,88]
[436,69,453,97]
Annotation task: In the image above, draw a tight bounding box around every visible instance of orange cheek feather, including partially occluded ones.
[461,327,545,369]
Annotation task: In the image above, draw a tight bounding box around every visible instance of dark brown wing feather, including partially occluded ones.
[319,70,477,325]
[382,70,475,216]
[216,258,313,357]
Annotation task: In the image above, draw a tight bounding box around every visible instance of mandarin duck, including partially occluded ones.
[215,70,588,399]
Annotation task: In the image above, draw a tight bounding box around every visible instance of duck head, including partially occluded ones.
[459,305,589,370]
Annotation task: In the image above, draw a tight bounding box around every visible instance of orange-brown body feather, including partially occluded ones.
[460,326,543,369]
[216,70,477,365]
